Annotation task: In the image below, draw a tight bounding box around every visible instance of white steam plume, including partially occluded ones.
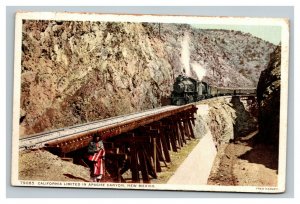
[191,62,206,81]
[181,32,191,76]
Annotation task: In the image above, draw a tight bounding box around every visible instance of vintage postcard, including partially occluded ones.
[11,12,289,193]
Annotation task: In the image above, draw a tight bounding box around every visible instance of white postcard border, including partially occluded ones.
[11,11,290,193]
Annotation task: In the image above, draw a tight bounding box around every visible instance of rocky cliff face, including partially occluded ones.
[20,21,174,136]
[191,97,258,151]
[206,97,257,148]
[256,46,281,146]
[20,20,274,136]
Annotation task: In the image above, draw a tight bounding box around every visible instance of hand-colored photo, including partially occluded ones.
[12,12,289,193]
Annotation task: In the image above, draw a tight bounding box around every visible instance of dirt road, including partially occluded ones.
[167,130,278,186]
[208,131,278,186]
[167,131,217,185]
[167,104,217,185]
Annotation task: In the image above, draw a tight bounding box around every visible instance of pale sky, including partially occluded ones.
[192,24,281,45]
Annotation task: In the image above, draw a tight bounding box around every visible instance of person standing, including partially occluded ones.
[88,135,105,182]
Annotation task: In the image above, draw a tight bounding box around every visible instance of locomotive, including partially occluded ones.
[171,75,256,105]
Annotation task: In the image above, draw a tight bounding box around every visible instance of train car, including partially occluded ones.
[170,74,256,106]
[210,86,219,97]
[217,87,235,96]
[200,82,211,99]
[234,88,256,95]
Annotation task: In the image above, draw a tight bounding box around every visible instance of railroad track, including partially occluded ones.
[19,105,190,151]
[19,95,255,151]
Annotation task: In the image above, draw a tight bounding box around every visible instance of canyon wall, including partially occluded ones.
[20,20,274,136]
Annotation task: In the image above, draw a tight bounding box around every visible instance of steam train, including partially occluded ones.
[171,75,256,105]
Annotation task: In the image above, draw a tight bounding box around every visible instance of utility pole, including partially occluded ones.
[158,23,161,39]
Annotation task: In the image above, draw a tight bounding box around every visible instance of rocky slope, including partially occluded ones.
[256,45,281,147]
[19,150,91,181]
[145,23,276,87]
[20,20,274,136]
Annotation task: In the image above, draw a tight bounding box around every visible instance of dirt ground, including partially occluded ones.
[208,131,278,186]
[19,149,91,182]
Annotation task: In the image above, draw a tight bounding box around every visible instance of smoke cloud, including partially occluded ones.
[181,32,191,76]
[181,32,206,81]
[191,62,206,81]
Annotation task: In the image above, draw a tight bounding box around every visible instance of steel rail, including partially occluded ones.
[44,104,197,153]
[20,105,173,141]
[19,105,175,149]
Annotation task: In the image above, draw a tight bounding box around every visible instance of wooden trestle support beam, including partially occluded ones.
[45,105,198,183]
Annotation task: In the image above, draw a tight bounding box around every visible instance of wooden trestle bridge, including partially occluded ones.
[19,104,198,183]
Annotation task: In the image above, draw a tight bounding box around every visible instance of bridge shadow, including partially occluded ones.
[236,133,278,171]
[229,96,258,140]
[228,95,279,171]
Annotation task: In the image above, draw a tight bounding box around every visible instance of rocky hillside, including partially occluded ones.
[145,23,276,87]
[256,45,281,147]
[20,20,275,136]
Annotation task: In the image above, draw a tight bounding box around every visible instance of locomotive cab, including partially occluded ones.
[196,82,205,100]
[201,82,211,98]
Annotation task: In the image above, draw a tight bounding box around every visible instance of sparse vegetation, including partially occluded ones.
[151,139,200,184]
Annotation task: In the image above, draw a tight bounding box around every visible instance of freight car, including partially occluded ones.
[171,75,256,105]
